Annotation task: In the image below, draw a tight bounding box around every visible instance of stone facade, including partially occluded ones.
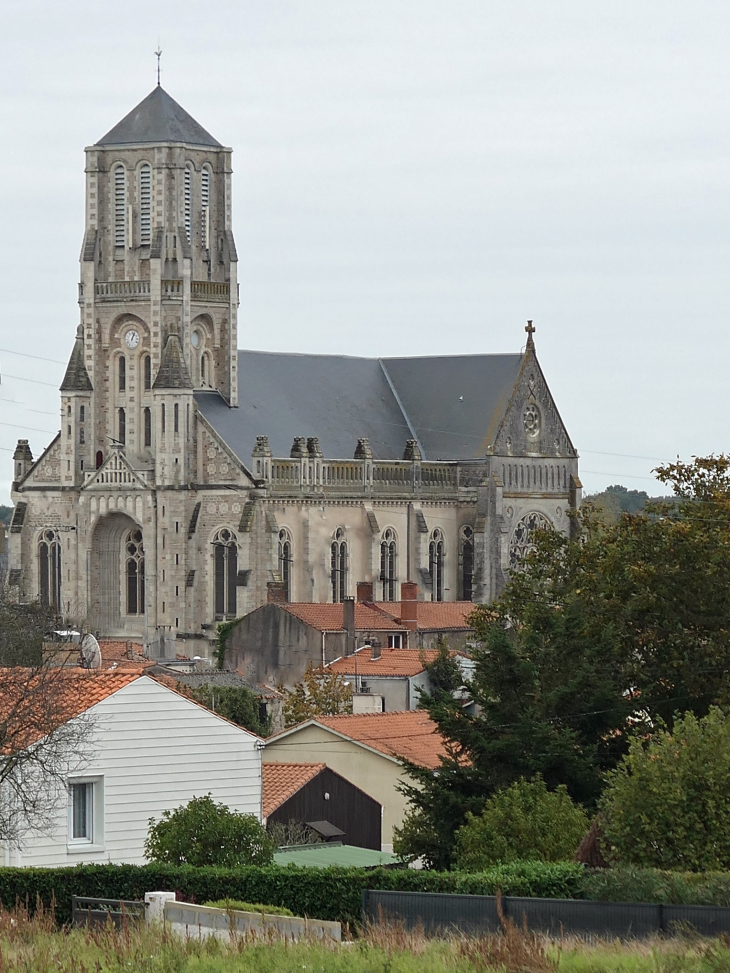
[7,87,581,661]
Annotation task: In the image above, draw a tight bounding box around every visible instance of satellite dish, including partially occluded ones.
[80,634,102,670]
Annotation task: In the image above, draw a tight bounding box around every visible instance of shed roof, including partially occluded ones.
[195,348,524,463]
[96,86,222,147]
[263,762,325,817]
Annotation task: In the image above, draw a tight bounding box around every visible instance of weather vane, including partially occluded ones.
[155,45,162,86]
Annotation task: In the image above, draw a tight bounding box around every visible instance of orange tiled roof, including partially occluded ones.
[372,602,475,631]
[281,603,405,632]
[327,647,440,677]
[262,762,325,817]
[0,670,141,749]
[98,640,153,670]
[311,710,448,770]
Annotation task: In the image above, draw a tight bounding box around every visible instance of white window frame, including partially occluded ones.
[388,634,403,648]
[67,776,105,852]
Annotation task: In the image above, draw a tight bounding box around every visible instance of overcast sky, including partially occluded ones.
[1,0,729,502]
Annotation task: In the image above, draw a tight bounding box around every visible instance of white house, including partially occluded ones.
[3,672,263,867]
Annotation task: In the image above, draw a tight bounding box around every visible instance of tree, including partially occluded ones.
[145,794,274,867]
[600,708,730,871]
[397,455,730,868]
[281,662,353,727]
[181,684,270,736]
[453,776,589,871]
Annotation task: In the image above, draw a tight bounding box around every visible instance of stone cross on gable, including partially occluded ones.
[525,320,535,337]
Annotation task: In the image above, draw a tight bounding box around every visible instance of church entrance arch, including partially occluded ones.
[89,512,146,637]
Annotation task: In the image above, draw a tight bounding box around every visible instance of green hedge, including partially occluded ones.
[584,866,730,907]
[0,860,584,927]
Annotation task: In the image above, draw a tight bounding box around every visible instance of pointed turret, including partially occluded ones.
[60,325,93,392]
[153,332,193,390]
[96,86,221,147]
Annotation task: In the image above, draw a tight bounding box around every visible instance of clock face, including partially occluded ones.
[125,329,140,349]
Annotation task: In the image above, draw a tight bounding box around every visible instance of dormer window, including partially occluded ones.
[114,165,126,248]
[139,164,151,245]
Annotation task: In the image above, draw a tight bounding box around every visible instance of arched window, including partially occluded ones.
[509,512,552,571]
[125,528,145,614]
[139,163,151,245]
[429,528,445,602]
[380,528,397,602]
[213,528,237,618]
[38,529,61,609]
[118,355,126,392]
[201,166,210,248]
[117,408,125,445]
[161,403,165,436]
[174,403,179,434]
[278,528,292,601]
[183,165,193,243]
[201,354,206,385]
[96,450,103,469]
[79,426,85,445]
[460,526,474,601]
[114,165,126,248]
[143,407,151,447]
[143,355,151,390]
[330,528,347,603]
[79,405,85,423]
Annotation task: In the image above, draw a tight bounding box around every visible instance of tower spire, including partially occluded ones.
[155,45,162,86]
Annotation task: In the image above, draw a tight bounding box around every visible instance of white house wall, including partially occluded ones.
[6,676,262,867]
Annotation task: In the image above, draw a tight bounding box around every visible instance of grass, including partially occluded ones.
[202,899,295,916]
[1,901,730,972]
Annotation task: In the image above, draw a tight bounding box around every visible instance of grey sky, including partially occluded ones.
[1,0,729,502]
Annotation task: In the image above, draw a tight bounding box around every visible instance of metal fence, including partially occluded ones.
[362,890,730,939]
[71,896,145,929]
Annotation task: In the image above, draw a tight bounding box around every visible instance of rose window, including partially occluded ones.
[523,403,541,438]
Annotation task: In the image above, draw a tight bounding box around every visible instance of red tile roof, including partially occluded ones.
[310,710,449,770]
[262,762,325,817]
[327,647,440,677]
[372,602,475,630]
[98,640,153,670]
[281,603,405,632]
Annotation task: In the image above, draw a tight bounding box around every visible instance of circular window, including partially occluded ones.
[523,403,541,438]
[191,331,201,349]
[509,512,551,570]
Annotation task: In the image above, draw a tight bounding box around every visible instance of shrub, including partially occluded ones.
[203,899,294,916]
[601,708,730,870]
[454,777,589,870]
[584,866,730,907]
[144,795,274,867]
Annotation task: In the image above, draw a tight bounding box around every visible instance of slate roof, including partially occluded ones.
[96,86,222,147]
[60,326,93,392]
[327,647,441,677]
[154,333,193,389]
[195,349,524,464]
[280,603,405,633]
[262,762,325,817]
[274,710,449,770]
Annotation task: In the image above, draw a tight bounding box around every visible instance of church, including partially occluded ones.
[7,84,581,657]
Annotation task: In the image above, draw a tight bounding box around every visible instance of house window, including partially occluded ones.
[144,355,151,390]
[387,634,403,648]
[117,408,125,445]
[118,356,126,392]
[429,528,445,602]
[143,407,151,447]
[38,529,61,608]
[183,165,192,242]
[139,163,151,245]
[114,165,126,247]
[125,529,145,614]
[330,528,347,603]
[380,529,397,601]
[213,528,237,618]
[278,528,292,601]
[70,782,93,841]
[460,526,474,601]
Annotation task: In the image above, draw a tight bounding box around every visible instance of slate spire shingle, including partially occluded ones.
[60,324,93,392]
[96,86,222,147]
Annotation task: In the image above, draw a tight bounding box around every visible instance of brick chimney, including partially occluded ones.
[343,596,356,656]
[356,581,373,603]
[267,581,287,605]
[400,581,419,632]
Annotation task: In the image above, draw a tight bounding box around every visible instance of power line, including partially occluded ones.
[0,348,66,365]
[0,421,57,435]
[3,374,60,388]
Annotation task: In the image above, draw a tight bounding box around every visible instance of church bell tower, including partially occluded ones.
[75,84,238,481]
